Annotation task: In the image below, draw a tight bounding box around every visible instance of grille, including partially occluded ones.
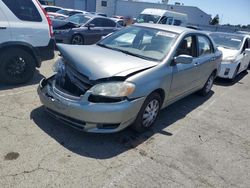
[55,64,93,97]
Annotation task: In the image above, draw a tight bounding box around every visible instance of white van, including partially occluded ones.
[137,8,188,26]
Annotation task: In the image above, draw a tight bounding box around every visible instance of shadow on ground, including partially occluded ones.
[0,69,44,91]
[30,91,214,159]
[215,71,248,86]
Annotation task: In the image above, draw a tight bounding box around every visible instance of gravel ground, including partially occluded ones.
[0,55,250,188]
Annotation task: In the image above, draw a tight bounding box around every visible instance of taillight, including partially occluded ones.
[35,0,53,38]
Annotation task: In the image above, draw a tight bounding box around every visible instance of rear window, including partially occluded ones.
[2,0,42,22]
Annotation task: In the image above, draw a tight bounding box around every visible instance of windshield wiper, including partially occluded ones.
[97,44,159,61]
[116,49,157,61]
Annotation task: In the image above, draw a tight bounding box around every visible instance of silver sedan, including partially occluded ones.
[38,23,222,133]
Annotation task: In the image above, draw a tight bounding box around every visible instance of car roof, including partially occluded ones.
[134,23,196,34]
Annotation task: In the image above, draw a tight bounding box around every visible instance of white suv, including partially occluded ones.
[0,0,54,84]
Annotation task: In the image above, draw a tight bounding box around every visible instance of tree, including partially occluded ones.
[210,14,219,25]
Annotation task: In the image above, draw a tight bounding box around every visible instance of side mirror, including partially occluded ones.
[87,23,95,29]
[174,55,193,64]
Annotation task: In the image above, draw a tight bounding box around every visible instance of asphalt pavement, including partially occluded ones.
[0,56,250,188]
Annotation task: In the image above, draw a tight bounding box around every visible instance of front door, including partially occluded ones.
[169,35,199,99]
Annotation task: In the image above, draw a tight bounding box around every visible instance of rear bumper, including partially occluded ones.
[37,77,145,133]
[35,39,55,67]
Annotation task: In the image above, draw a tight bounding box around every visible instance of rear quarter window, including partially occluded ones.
[2,0,42,22]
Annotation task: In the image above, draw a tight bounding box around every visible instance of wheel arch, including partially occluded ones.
[0,42,40,67]
[71,33,85,44]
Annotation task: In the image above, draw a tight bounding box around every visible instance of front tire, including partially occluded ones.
[198,73,215,96]
[71,34,84,45]
[132,93,162,133]
[0,48,36,84]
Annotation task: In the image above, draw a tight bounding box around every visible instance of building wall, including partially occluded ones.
[96,0,117,16]
[96,0,211,25]
[54,0,96,12]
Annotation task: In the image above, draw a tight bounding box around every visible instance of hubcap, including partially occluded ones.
[142,99,160,128]
[6,57,27,78]
[205,75,214,93]
[72,35,83,45]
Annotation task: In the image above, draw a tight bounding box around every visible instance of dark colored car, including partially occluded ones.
[54,14,120,45]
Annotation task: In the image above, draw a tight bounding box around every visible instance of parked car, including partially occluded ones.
[38,24,221,133]
[137,8,188,26]
[54,15,120,45]
[48,9,88,20]
[42,5,62,13]
[210,32,250,80]
[0,0,54,84]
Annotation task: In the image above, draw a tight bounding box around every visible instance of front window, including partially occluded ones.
[98,26,178,62]
[198,36,212,56]
[136,14,161,23]
[210,33,243,50]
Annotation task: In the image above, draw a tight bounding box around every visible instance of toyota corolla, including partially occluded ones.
[38,24,222,133]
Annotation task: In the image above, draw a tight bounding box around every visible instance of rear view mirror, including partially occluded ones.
[174,55,193,64]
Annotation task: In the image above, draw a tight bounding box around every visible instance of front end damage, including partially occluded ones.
[37,62,145,133]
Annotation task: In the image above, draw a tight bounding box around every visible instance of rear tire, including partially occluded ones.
[0,48,36,84]
[198,73,215,96]
[132,93,162,133]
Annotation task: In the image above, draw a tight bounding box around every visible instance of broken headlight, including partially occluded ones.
[90,82,135,97]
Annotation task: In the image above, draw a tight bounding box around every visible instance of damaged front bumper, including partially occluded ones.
[37,76,145,133]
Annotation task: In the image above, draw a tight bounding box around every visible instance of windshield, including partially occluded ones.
[210,33,243,50]
[136,14,161,23]
[66,14,91,25]
[98,26,177,62]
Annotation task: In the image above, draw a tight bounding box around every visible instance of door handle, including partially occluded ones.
[0,27,7,30]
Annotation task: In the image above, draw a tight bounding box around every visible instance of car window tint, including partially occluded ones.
[159,16,167,24]
[198,36,212,56]
[166,17,173,25]
[45,7,60,13]
[2,0,42,22]
[90,18,116,27]
[176,36,196,57]
[173,19,182,26]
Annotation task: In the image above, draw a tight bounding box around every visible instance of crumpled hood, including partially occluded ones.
[57,44,158,80]
[218,47,238,60]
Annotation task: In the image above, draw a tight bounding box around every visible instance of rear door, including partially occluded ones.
[100,18,118,35]
[0,3,11,43]
[196,35,216,85]
[169,34,200,99]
